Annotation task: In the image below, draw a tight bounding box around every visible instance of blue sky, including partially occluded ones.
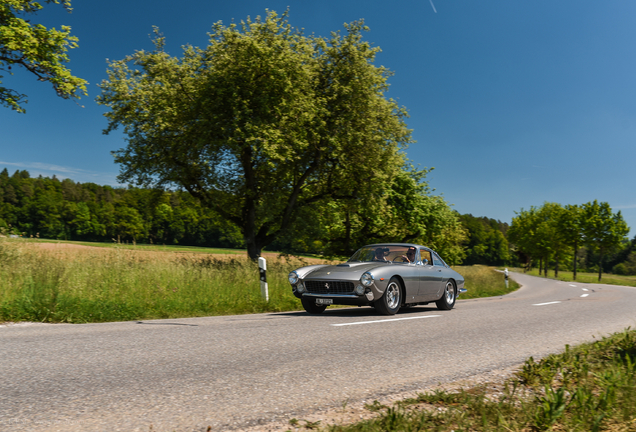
[1,0,635,235]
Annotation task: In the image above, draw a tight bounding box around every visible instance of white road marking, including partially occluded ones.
[331,315,441,327]
[581,294,589,298]
[582,288,589,291]
[569,284,577,287]
[533,301,562,306]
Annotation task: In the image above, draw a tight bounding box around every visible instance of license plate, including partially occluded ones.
[316,298,333,305]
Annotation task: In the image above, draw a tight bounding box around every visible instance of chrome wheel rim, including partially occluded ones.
[386,282,400,309]
[445,282,455,304]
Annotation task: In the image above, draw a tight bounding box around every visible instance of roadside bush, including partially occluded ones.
[613,263,629,275]
[613,252,636,275]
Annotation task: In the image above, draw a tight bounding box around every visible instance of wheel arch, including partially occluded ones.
[391,274,407,305]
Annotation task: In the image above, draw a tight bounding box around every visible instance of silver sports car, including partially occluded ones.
[289,243,466,315]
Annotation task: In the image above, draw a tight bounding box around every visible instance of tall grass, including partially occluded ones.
[0,239,311,323]
[0,239,518,323]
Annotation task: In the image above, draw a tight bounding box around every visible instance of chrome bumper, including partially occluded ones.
[302,293,360,299]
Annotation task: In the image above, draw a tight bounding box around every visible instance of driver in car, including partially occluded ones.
[400,246,417,263]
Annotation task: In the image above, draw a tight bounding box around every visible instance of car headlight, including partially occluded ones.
[296,282,306,293]
[360,272,374,287]
[355,284,365,295]
[288,271,299,285]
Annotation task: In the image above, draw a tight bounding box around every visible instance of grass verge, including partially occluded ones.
[297,328,636,431]
[456,265,519,299]
[513,267,636,288]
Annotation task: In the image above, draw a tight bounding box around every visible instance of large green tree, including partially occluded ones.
[97,11,413,259]
[582,200,629,281]
[508,203,566,275]
[508,206,540,271]
[558,204,584,280]
[0,0,87,112]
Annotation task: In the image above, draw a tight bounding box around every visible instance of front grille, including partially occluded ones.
[305,280,355,294]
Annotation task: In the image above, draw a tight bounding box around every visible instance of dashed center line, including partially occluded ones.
[569,284,577,287]
[582,288,589,291]
[581,294,589,298]
[533,301,562,306]
[331,315,441,327]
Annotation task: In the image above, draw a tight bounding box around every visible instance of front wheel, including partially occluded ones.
[375,278,402,315]
[301,297,327,314]
[436,280,456,310]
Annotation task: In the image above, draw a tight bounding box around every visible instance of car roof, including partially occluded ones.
[363,243,432,251]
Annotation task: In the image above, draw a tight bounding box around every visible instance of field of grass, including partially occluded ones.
[20,237,248,255]
[0,238,518,324]
[513,267,636,288]
[319,328,636,432]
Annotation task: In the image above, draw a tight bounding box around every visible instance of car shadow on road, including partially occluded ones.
[271,305,442,318]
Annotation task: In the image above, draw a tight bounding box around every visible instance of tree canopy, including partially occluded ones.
[582,200,629,281]
[0,0,87,112]
[97,11,420,259]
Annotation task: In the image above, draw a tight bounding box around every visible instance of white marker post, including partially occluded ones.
[258,257,269,301]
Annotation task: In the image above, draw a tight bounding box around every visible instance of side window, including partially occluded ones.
[420,249,432,265]
[432,252,445,267]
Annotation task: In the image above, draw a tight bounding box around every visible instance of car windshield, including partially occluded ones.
[348,245,418,264]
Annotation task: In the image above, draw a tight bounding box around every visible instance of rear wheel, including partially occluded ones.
[436,280,456,310]
[375,278,402,315]
[301,297,327,314]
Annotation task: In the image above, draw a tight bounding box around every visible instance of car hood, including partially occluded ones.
[304,262,388,280]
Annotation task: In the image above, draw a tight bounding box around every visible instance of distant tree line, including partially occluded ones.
[457,214,510,266]
[508,201,631,281]
[0,168,243,248]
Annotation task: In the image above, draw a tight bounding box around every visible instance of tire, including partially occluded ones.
[375,277,402,315]
[301,297,327,314]
[436,280,456,310]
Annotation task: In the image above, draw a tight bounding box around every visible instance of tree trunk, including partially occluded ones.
[573,240,578,281]
[598,250,603,282]
[243,218,265,261]
[344,210,352,255]
[554,256,559,278]
[246,240,261,260]
[241,144,262,261]
[539,258,543,275]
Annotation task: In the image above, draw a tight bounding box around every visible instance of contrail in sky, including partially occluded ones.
[429,0,437,13]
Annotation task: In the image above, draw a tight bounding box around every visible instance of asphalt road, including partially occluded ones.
[1,272,636,432]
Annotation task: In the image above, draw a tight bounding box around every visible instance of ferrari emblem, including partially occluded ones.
[325,283,330,290]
